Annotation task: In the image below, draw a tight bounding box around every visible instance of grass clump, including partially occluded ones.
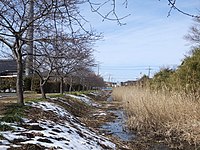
[112,86,200,148]
[26,97,46,103]
[48,93,64,98]
[0,104,30,123]
[60,96,92,117]
[0,124,14,131]
[66,90,95,96]
[0,134,4,139]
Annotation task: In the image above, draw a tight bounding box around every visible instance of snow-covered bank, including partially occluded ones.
[65,94,100,107]
[0,100,115,150]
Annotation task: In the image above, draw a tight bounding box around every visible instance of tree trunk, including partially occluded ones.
[69,77,73,92]
[40,84,46,99]
[39,79,46,99]
[60,77,64,94]
[16,56,24,105]
[25,0,34,77]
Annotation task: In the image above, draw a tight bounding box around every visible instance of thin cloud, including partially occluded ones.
[92,0,198,81]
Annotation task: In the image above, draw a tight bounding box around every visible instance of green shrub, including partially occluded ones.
[150,68,175,91]
[150,47,200,99]
[31,76,40,93]
[173,47,200,96]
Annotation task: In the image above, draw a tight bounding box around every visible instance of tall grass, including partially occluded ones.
[112,86,200,147]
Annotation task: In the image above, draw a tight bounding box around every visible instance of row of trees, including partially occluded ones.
[0,0,119,105]
[0,70,105,93]
[0,1,198,105]
[31,33,97,98]
[29,63,105,98]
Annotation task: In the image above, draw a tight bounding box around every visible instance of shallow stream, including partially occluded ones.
[100,96,170,150]
[100,96,135,141]
[101,109,135,141]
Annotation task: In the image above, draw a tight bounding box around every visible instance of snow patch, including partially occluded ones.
[65,94,100,107]
[0,102,115,150]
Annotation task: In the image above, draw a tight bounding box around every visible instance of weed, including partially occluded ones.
[112,86,200,147]
[65,90,95,96]
[26,98,45,103]
[0,104,30,123]
[0,124,14,131]
[48,93,64,98]
[54,96,92,117]
[0,134,4,140]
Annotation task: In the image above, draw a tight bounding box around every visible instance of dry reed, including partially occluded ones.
[112,86,200,147]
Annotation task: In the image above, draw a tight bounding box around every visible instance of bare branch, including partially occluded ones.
[86,0,130,25]
[184,17,200,45]
[167,0,200,18]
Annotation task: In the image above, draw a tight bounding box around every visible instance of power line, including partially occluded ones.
[101,68,156,71]
[99,65,178,71]
[101,64,178,68]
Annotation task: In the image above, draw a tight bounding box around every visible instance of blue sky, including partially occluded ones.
[82,0,200,82]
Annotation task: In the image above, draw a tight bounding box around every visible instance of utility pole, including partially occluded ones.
[108,74,111,82]
[97,62,100,76]
[148,66,151,78]
[97,61,101,76]
[25,0,34,77]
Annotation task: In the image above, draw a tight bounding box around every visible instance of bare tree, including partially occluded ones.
[75,69,105,90]
[0,0,129,104]
[185,17,200,46]
[31,39,60,99]
[29,31,95,97]
[0,0,93,104]
[25,0,34,77]
[0,1,57,104]
[0,0,196,105]
[53,33,96,94]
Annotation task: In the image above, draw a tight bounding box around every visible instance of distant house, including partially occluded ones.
[0,59,17,78]
[121,76,151,87]
[105,81,117,87]
[121,80,136,86]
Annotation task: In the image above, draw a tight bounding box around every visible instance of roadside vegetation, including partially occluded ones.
[113,86,200,148]
[112,47,200,149]
[112,20,200,148]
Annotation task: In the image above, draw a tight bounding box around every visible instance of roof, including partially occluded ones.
[0,59,17,75]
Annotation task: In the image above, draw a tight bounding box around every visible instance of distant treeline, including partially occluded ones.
[143,47,200,99]
[0,73,105,93]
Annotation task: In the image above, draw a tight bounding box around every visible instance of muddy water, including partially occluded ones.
[100,96,135,141]
[101,109,135,141]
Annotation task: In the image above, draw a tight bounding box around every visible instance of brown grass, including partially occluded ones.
[112,86,200,147]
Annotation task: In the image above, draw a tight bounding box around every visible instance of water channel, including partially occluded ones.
[101,109,135,141]
[100,96,135,141]
[100,96,170,150]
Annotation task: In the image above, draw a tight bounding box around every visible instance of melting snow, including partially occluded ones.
[65,94,100,107]
[0,101,115,150]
